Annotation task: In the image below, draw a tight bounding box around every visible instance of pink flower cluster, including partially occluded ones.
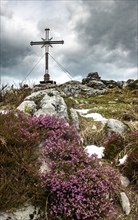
[37,116,119,219]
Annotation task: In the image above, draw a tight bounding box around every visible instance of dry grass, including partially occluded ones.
[0,85,32,109]
[79,116,105,146]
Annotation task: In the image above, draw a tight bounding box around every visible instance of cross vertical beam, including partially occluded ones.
[45,28,49,77]
[30,28,64,84]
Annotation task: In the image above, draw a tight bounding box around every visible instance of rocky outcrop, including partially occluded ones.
[17,100,37,115]
[0,205,41,220]
[59,80,107,98]
[82,72,106,90]
[82,72,125,89]
[17,89,69,120]
[123,79,138,90]
[102,79,123,89]
[82,72,101,84]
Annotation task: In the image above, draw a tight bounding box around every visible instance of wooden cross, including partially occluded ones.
[30,28,64,84]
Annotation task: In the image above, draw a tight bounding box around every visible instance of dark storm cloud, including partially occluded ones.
[0,0,137,85]
[0,8,34,76]
[61,0,137,79]
[0,37,31,68]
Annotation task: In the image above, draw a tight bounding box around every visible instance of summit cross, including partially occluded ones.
[30,28,64,84]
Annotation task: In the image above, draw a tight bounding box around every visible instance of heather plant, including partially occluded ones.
[103,132,124,161]
[122,130,138,186]
[0,111,41,210]
[40,122,119,220]
[27,114,80,143]
[1,111,120,218]
[41,166,119,220]
[0,112,80,211]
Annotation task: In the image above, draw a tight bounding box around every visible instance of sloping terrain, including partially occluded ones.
[0,81,138,219]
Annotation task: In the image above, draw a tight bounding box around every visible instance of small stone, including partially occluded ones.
[92,125,97,130]
[106,119,127,135]
[120,192,131,215]
[70,108,80,130]
[120,176,130,187]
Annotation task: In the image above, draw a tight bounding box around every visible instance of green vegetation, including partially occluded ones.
[0,85,32,109]
[0,112,44,211]
[0,86,138,219]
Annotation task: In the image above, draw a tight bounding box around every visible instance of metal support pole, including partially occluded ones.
[45,28,50,75]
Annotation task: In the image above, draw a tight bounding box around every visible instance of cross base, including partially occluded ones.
[40,80,56,84]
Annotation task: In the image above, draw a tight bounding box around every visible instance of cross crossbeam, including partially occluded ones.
[30,41,64,46]
[30,28,64,84]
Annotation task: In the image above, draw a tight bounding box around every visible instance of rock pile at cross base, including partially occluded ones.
[33,72,138,98]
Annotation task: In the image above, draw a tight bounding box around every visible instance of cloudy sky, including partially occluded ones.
[0,0,138,86]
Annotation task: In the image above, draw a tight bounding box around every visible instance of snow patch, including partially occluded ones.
[85,145,105,158]
[83,113,107,123]
[75,109,89,115]
[75,109,107,123]
[118,155,128,166]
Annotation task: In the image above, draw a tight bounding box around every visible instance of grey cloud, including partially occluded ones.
[61,0,137,79]
[0,18,33,76]
[0,0,137,85]
[0,38,31,68]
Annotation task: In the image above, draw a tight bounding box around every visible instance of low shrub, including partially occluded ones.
[1,112,120,218]
[122,130,138,186]
[0,112,80,211]
[104,132,124,161]
[40,122,119,220]
[0,111,41,210]
[41,166,119,220]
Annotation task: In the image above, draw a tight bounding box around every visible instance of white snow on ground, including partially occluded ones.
[85,145,105,158]
[75,109,107,123]
[83,113,107,123]
[75,109,89,114]
[118,155,128,166]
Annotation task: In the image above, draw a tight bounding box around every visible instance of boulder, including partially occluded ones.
[70,108,80,130]
[0,205,40,220]
[86,80,106,90]
[17,89,69,120]
[120,192,131,215]
[106,119,127,135]
[102,80,119,89]
[116,81,124,88]
[17,100,37,115]
[82,72,106,90]
[82,72,101,84]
